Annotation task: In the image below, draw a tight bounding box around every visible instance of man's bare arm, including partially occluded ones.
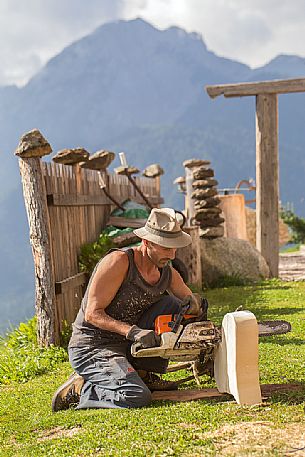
[168,266,202,315]
[84,251,132,336]
[168,266,193,299]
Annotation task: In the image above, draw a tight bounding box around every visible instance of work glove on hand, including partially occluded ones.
[126,326,161,349]
[184,293,202,316]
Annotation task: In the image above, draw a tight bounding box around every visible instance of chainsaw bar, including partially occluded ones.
[258,320,291,337]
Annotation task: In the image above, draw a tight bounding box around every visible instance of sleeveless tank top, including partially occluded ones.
[68,248,172,347]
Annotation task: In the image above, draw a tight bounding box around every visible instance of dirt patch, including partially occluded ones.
[36,426,81,442]
[203,421,305,456]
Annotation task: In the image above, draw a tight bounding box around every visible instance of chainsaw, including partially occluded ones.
[131,297,291,383]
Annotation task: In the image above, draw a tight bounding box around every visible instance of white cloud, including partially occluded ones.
[1,0,305,86]
[0,0,126,86]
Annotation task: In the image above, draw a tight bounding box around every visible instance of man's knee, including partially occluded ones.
[119,384,152,408]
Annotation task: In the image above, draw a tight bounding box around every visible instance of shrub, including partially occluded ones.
[281,209,305,244]
[0,317,68,384]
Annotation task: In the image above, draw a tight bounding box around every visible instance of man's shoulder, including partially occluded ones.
[98,249,129,272]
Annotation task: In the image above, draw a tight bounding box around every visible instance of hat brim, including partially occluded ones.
[133,227,191,249]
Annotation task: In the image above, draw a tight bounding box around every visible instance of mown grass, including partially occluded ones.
[1,280,305,456]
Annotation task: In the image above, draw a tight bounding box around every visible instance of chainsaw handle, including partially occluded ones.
[130,341,143,356]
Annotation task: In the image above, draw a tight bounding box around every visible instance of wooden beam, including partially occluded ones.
[47,193,163,207]
[206,77,305,99]
[55,272,87,295]
[256,93,279,277]
[107,216,147,229]
[47,193,109,206]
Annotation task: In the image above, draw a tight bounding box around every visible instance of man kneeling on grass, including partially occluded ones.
[52,208,201,411]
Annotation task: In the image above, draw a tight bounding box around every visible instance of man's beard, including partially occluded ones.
[147,251,170,268]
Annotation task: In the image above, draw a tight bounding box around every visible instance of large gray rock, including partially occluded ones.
[201,237,270,286]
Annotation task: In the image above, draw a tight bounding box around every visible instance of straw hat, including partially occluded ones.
[134,208,191,248]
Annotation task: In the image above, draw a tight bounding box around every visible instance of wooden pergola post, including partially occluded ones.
[256,94,279,276]
[15,129,56,346]
[206,77,305,276]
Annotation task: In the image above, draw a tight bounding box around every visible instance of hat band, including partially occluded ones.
[145,224,182,238]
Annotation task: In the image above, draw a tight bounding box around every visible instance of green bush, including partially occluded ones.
[0,317,68,384]
[281,209,305,244]
[78,233,114,275]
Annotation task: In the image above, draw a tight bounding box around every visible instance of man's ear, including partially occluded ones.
[143,239,149,248]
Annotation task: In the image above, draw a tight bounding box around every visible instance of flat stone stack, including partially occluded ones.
[189,159,224,238]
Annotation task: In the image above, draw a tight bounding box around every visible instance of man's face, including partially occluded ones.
[145,241,176,268]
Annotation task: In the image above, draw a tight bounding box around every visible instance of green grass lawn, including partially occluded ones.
[1,280,305,456]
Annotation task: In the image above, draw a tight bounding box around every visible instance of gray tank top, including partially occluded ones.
[68,248,172,347]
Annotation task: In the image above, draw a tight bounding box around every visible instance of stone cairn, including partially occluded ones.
[183,159,224,238]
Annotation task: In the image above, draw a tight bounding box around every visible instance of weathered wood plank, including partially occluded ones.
[152,388,225,402]
[47,193,163,207]
[206,77,305,99]
[151,383,303,402]
[256,94,279,277]
[107,216,147,228]
[55,272,87,295]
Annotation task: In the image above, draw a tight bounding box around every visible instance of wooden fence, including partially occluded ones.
[16,132,161,346]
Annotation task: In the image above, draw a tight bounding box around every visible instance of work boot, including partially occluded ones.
[141,372,178,391]
[51,372,84,412]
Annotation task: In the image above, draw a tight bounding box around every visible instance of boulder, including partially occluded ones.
[200,226,225,238]
[15,129,52,158]
[192,188,218,200]
[196,215,225,226]
[183,158,210,168]
[193,168,214,180]
[200,237,270,286]
[53,148,89,164]
[143,163,164,178]
[195,207,222,215]
[80,150,115,170]
[194,197,221,209]
[115,166,140,175]
[192,178,218,188]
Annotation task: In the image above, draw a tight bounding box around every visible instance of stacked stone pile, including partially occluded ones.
[186,159,224,238]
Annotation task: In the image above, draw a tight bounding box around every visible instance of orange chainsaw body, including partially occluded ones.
[155,314,196,335]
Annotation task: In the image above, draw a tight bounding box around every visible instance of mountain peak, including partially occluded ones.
[254,53,305,79]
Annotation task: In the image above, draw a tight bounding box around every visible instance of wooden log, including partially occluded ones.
[112,232,140,247]
[206,77,305,99]
[176,226,202,288]
[16,143,56,346]
[256,94,279,277]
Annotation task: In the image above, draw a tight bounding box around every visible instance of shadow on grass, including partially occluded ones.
[266,381,305,405]
[260,335,305,346]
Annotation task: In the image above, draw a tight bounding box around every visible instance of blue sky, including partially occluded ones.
[1,0,305,86]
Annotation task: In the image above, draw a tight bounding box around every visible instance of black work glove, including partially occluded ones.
[182,293,202,316]
[126,325,161,349]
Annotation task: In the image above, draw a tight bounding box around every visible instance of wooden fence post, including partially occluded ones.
[15,129,56,346]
